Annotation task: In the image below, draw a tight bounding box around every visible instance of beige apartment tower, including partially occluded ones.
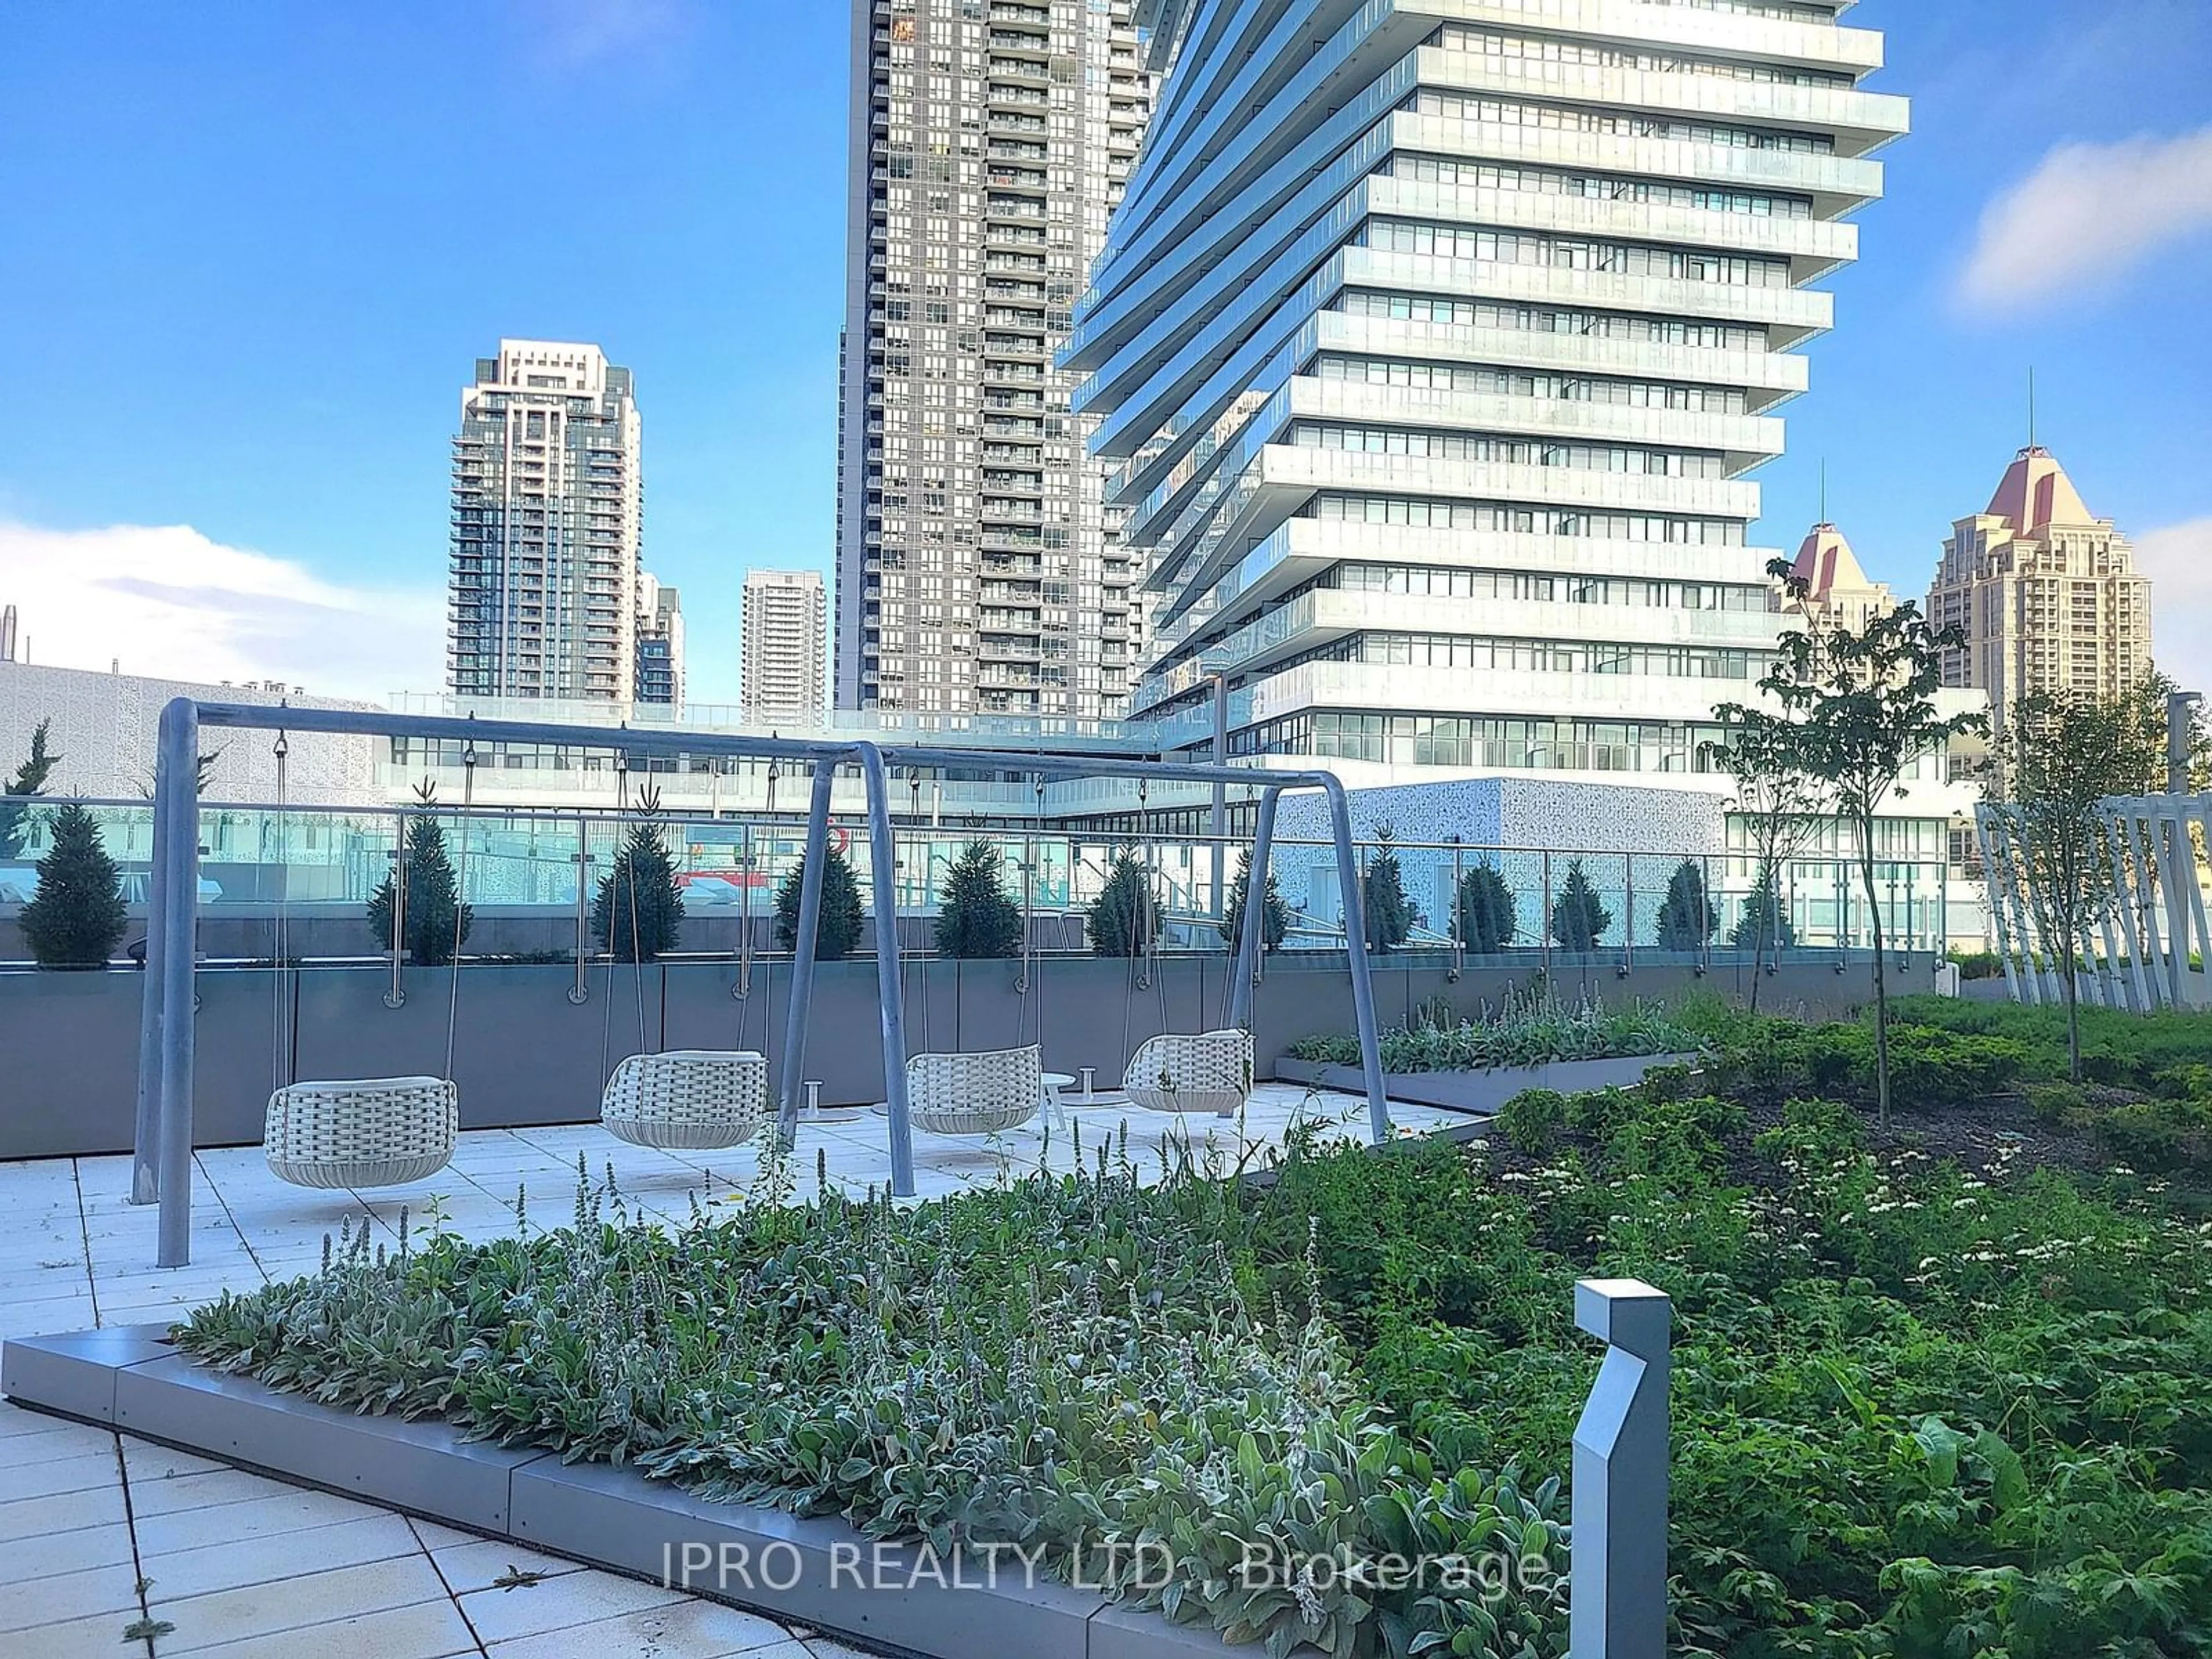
[742,569,827,724]
[834,0,1156,718]
[1787,522,1896,633]
[1929,446,2153,726]
[449,340,644,703]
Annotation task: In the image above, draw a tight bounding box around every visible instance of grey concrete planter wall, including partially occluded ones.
[0,953,1927,1161]
[1274,1051,1701,1115]
[1,1327,1321,1659]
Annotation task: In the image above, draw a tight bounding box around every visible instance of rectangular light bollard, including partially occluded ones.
[1570,1278,1672,1659]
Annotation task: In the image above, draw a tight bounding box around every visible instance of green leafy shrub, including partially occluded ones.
[1886,1027,2031,1110]
[774,847,864,961]
[2096,1094,2212,1172]
[1287,987,1696,1073]
[1497,1088,1567,1154]
[934,839,1023,959]
[18,801,126,968]
[2024,1080,2089,1124]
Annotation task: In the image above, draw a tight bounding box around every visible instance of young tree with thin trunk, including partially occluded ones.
[1993,683,2167,1082]
[1751,570,1982,1124]
[1705,704,1830,1010]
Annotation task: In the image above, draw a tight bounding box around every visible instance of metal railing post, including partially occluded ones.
[130,732,176,1206]
[154,699,202,1268]
[775,762,837,1149]
[1541,850,1554,980]
[1622,854,1635,976]
[1322,778,1389,1147]
[569,816,590,1006]
[858,744,916,1196]
[1228,787,1280,1032]
[1570,1277,1672,1659]
[385,808,408,1009]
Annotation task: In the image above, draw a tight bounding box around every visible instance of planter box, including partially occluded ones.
[1272,1051,1699,1115]
[2,1327,1319,1659]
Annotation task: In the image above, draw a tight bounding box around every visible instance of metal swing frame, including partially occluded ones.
[134,700,1389,1266]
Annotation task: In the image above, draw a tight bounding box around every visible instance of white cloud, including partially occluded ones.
[0,521,443,701]
[2137,517,2212,699]
[521,0,694,72]
[1958,124,2212,312]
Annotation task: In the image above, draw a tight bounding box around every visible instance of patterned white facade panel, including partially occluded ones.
[0,662,377,804]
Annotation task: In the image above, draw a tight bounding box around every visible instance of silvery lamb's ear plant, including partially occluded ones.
[175,1140,1584,1658]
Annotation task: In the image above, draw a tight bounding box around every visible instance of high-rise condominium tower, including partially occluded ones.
[743,569,828,724]
[634,574,685,707]
[835,0,1155,719]
[1067,1,1907,770]
[449,340,644,703]
[1929,446,2153,727]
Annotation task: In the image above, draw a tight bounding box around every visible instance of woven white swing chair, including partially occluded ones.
[263,735,463,1190]
[898,811,1049,1138]
[1125,1029,1254,1118]
[1115,819,1256,1119]
[908,1043,1043,1137]
[595,785,774,1152]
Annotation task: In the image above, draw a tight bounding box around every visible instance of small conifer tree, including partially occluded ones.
[775,846,865,961]
[19,801,127,968]
[1361,825,1415,954]
[1655,858,1718,951]
[1455,861,1517,954]
[935,839,1024,959]
[1086,846,1160,957]
[366,785,472,966]
[593,798,685,962]
[1729,868,1797,954]
[1218,855,1289,952]
[1549,858,1612,952]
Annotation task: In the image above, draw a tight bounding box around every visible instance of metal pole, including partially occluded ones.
[1698,853,1713,978]
[1541,850,1553,980]
[1209,672,1228,921]
[1450,836,1465,977]
[130,706,182,1205]
[154,699,202,1268]
[1228,787,1280,1031]
[1622,854,1635,975]
[1570,1278,1672,1659]
[858,744,916,1196]
[568,816,590,1006]
[385,808,408,1009]
[775,761,836,1147]
[1323,777,1389,1146]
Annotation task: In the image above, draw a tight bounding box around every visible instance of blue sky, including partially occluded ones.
[0,0,2206,702]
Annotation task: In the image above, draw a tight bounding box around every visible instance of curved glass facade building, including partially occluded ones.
[1064,0,1907,771]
